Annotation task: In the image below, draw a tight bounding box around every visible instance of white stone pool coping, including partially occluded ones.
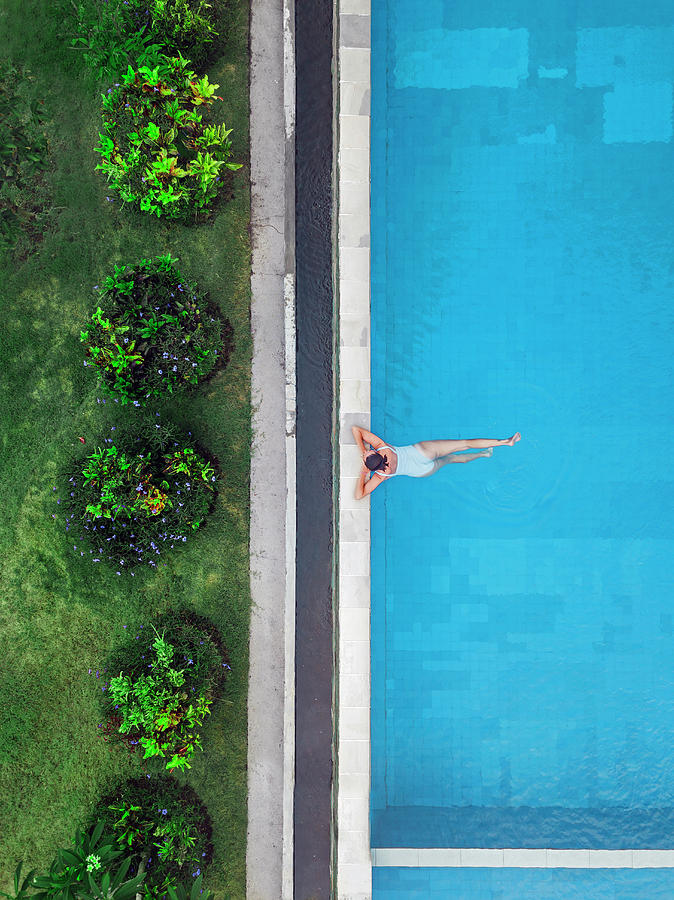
[334,2,674,897]
[336,1,374,898]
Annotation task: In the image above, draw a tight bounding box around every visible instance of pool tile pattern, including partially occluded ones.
[373,866,674,898]
[339,0,674,897]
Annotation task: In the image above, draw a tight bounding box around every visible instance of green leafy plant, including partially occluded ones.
[62,422,218,570]
[0,863,36,900]
[69,0,219,83]
[94,55,241,220]
[29,821,143,900]
[145,0,220,70]
[69,0,164,84]
[81,254,229,404]
[0,61,54,258]
[102,613,227,771]
[3,821,213,900]
[91,776,213,886]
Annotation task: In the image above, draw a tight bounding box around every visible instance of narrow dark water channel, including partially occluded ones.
[294,0,335,897]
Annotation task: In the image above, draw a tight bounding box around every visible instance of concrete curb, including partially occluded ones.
[248,0,296,897]
[282,6,296,898]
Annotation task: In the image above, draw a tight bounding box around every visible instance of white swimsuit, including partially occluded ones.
[374,444,435,478]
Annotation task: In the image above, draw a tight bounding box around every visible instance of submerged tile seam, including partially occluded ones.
[370,849,674,869]
[336,1,373,900]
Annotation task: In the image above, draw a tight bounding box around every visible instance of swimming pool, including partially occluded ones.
[370,0,674,852]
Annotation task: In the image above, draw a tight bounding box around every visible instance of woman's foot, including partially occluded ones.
[481,447,493,457]
[505,432,521,446]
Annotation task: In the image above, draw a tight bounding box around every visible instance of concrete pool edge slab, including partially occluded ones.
[336,0,374,899]
[248,0,296,897]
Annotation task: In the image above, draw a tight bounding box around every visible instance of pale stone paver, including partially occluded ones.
[336,2,372,899]
[503,849,547,867]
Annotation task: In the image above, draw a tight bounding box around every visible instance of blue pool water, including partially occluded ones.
[374,868,674,899]
[370,0,674,851]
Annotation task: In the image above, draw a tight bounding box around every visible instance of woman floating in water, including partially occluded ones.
[352,425,521,499]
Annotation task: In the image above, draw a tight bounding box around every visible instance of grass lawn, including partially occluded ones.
[0,0,251,896]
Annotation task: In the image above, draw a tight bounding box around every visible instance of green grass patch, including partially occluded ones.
[0,0,250,895]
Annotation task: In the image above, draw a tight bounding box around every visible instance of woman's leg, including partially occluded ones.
[417,433,520,460]
[424,448,493,475]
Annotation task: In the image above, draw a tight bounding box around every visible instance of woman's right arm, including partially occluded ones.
[352,425,386,452]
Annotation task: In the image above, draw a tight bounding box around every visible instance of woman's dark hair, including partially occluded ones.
[365,451,386,472]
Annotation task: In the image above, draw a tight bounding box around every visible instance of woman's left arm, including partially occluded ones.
[355,466,382,500]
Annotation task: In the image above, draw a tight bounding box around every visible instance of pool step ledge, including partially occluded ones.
[371,848,674,869]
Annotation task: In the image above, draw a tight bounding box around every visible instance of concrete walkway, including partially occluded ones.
[248,0,295,897]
